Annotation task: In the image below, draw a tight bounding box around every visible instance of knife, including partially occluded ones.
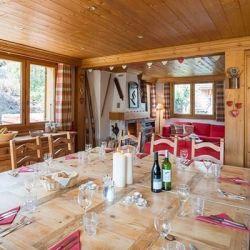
[209,215,248,229]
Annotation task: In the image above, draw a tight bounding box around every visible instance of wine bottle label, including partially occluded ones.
[162,170,171,182]
[153,179,162,190]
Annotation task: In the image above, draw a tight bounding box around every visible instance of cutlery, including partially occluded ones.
[56,236,78,250]
[0,211,17,221]
[0,217,32,237]
[209,215,248,229]
[8,170,19,177]
[217,188,246,200]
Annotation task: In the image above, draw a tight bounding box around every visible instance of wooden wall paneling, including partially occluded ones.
[224,48,245,167]
[74,67,85,151]
[245,54,250,168]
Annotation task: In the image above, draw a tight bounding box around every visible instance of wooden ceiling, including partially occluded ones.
[0,0,250,59]
[126,55,225,79]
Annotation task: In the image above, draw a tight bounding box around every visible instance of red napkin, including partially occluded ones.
[219,177,250,186]
[196,213,250,232]
[18,166,34,173]
[49,230,80,250]
[65,155,78,160]
[136,153,148,159]
[0,206,20,225]
[105,148,115,153]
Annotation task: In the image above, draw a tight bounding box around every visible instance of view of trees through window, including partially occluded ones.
[0,59,22,125]
[174,84,191,114]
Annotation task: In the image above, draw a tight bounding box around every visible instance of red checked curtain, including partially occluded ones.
[55,63,72,130]
[150,84,156,118]
[215,81,225,122]
[163,83,171,119]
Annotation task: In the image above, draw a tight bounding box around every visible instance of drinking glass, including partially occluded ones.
[83,212,98,236]
[77,188,93,215]
[212,163,221,178]
[165,241,186,250]
[180,149,188,163]
[24,192,37,212]
[43,153,52,173]
[154,209,171,249]
[202,159,213,177]
[24,176,35,193]
[85,144,92,153]
[99,141,107,161]
[177,184,190,216]
[191,196,205,216]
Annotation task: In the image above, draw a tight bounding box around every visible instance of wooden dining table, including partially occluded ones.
[0,149,249,250]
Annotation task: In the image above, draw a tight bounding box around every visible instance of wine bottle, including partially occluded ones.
[151,152,162,193]
[162,150,172,191]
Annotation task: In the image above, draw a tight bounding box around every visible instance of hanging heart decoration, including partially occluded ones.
[226,101,233,107]
[177,57,184,64]
[235,102,242,109]
[230,109,239,117]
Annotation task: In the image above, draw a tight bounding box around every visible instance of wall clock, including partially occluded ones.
[128,81,139,108]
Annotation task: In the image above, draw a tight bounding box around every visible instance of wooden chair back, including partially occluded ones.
[10,137,43,170]
[118,132,142,153]
[150,134,177,156]
[48,132,73,159]
[191,138,224,163]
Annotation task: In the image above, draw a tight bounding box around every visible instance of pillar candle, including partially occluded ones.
[124,152,133,185]
[112,152,126,188]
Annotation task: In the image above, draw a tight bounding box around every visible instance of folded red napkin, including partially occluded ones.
[196,213,250,232]
[49,230,80,250]
[105,148,115,153]
[18,166,35,173]
[65,155,78,160]
[136,153,148,159]
[219,177,250,186]
[0,206,20,225]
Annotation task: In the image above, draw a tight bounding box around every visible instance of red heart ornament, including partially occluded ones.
[235,102,242,109]
[226,101,233,107]
[230,109,239,117]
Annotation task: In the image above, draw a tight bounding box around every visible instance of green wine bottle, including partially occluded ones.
[162,150,172,191]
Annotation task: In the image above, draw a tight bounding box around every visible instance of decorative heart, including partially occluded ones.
[235,102,242,109]
[226,101,233,107]
[230,109,239,117]
[177,57,184,64]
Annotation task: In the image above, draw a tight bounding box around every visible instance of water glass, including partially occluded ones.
[99,141,107,161]
[43,153,52,173]
[85,144,92,153]
[212,163,221,178]
[78,189,92,214]
[180,149,188,162]
[24,192,37,212]
[83,212,98,236]
[78,151,87,164]
[191,196,205,216]
[165,241,186,250]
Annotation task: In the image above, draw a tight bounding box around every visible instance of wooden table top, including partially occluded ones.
[0,151,249,250]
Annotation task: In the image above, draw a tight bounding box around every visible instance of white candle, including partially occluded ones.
[112,152,126,188]
[124,152,133,185]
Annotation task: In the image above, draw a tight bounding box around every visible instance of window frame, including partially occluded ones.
[0,54,57,132]
[171,82,216,120]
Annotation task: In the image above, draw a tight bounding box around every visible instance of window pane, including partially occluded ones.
[0,59,22,125]
[30,64,46,122]
[174,84,191,114]
[195,83,213,115]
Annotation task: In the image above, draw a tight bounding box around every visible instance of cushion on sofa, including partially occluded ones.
[162,125,171,137]
[170,124,176,134]
[174,122,192,125]
[199,136,222,143]
[183,125,194,135]
[210,125,225,138]
[174,124,183,134]
[192,123,210,136]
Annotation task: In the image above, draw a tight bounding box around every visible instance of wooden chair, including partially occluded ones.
[9,137,43,170]
[48,132,73,159]
[150,134,177,156]
[191,138,224,163]
[118,132,142,153]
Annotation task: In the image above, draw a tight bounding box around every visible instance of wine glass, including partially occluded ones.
[24,176,35,193]
[43,153,52,173]
[202,159,213,177]
[177,184,190,216]
[85,144,92,153]
[165,241,186,250]
[77,188,93,215]
[154,209,171,249]
[180,149,188,163]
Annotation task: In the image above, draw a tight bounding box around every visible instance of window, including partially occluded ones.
[0,59,22,125]
[0,55,56,128]
[173,82,215,118]
[29,64,55,123]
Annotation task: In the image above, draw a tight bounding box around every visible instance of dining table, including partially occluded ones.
[0,148,249,250]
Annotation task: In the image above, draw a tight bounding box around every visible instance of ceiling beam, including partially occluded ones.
[81,36,250,68]
[156,74,225,83]
[0,39,81,65]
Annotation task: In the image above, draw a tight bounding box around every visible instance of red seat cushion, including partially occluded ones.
[210,125,225,138]
[192,123,210,136]
[162,125,171,137]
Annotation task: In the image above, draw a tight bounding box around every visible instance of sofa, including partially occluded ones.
[143,122,224,160]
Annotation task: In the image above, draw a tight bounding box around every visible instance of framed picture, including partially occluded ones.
[128,81,139,108]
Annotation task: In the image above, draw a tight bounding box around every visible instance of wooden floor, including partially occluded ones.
[0,151,249,249]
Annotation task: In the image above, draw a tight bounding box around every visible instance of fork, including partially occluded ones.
[217,188,246,200]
